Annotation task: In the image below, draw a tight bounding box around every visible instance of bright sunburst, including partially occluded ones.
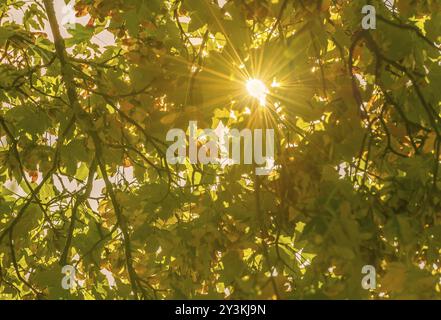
[246,79,268,107]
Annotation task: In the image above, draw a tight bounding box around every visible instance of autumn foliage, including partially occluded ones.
[0,0,440,299]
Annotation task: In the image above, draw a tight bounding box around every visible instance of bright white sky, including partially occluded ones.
[7,0,229,46]
[7,0,115,49]
[4,1,122,211]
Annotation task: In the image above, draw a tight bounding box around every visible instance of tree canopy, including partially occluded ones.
[0,0,440,299]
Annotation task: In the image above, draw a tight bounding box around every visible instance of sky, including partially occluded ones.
[4,1,120,211]
[7,0,115,49]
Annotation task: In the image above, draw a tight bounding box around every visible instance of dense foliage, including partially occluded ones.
[0,0,440,299]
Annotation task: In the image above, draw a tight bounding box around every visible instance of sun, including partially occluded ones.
[246,79,268,107]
